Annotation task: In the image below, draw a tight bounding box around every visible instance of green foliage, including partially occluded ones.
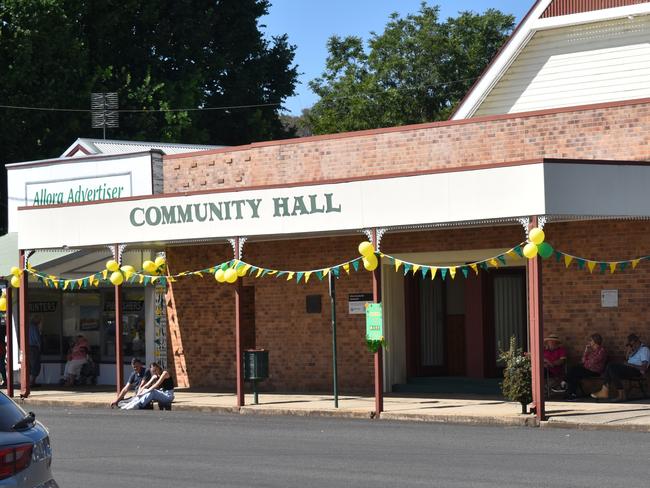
[366,337,387,353]
[499,336,532,408]
[0,0,298,163]
[308,2,514,134]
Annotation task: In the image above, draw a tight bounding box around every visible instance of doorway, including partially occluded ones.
[404,276,466,377]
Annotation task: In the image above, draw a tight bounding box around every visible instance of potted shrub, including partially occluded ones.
[499,336,532,414]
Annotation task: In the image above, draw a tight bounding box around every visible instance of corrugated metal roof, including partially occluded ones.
[62,138,221,157]
[541,0,650,17]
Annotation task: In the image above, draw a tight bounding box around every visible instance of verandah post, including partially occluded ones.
[527,217,545,421]
[5,284,13,397]
[372,229,383,416]
[18,249,30,398]
[234,237,245,407]
[114,244,124,396]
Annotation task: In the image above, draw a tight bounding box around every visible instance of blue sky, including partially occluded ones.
[261,1,530,114]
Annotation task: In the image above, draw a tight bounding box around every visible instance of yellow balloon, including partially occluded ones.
[120,265,135,279]
[10,275,20,288]
[523,243,539,259]
[154,256,166,268]
[142,260,157,274]
[10,266,21,277]
[236,265,248,277]
[363,254,378,271]
[224,268,238,284]
[110,271,124,286]
[0,296,6,312]
[214,269,226,283]
[529,228,545,245]
[106,260,120,272]
[358,241,375,257]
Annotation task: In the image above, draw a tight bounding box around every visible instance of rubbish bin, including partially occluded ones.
[243,349,269,404]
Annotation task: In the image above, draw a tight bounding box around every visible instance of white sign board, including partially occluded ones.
[17,164,545,249]
[601,289,618,308]
[348,293,373,314]
[25,173,132,206]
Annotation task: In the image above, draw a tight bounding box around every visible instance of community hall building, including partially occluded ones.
[7,0,650,419]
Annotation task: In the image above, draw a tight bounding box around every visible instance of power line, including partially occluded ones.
[0,102,281,113]
[0,76,479,114]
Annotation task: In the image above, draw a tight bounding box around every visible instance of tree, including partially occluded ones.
[280,108,314,138]
[0,0,298,232]
[308,3,514,134]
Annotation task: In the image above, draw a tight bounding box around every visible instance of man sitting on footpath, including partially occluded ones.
[110,358,152,408]
[591,334,650,402]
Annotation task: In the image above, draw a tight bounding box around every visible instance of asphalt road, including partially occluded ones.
[32,406,649,488]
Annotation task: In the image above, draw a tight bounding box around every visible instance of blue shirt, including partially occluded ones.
[628,345,650,366]
[29,324,41,347]
[127,368,151,390]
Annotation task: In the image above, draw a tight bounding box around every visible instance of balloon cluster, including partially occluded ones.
[214,261,248,284]
[0,289,6,312]
[142,256,166,276]
[9,266,22,288]
[105,256,165,286]
[523,228,553,259]
[358,241,378,271]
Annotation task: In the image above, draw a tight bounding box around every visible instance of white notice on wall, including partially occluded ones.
[601,289,618,308]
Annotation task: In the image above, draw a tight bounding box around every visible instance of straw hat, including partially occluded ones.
[544,334,561,343]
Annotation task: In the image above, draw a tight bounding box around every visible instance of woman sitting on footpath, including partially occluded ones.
[564,333,607,400]
[121,362,174,410]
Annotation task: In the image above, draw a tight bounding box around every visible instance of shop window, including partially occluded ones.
[103,289,146,361]
[31,290,63,359]
[62,292,101,361]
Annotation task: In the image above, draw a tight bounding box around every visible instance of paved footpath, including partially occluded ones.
[8,387,650,432]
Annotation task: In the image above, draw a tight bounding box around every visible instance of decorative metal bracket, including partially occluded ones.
[361,228,387,251]
[227,237,247,260]
[109,244,127,263]
[517,217,531,239]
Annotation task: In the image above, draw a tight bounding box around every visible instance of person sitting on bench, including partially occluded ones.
[544,334,567,392]
[121,362,174,410]
[592,334,649,402]
[564,333,607,400]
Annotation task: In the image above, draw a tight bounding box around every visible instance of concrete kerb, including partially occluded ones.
[17,396,538,428]
[541,420,650,433]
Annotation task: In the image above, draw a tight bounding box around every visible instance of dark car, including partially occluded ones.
[0,392,58,487]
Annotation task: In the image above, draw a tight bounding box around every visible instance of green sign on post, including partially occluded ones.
[365,302,383,340]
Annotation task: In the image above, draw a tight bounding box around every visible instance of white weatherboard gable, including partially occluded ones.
[452,1,650,119]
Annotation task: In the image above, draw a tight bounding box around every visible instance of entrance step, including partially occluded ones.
[392,377,502,395]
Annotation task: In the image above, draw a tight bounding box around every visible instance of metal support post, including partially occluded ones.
[329,273,339,408]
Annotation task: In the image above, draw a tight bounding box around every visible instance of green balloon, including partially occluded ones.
[537,242,554,259]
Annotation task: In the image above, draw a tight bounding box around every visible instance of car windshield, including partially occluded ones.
[0,393,28,432]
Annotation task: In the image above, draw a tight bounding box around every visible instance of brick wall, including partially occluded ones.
[164,100,650,193]
[542,220,650,360]
[165,221,650,391]
[162,100,650,391]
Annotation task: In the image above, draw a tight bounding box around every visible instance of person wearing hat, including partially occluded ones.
[592,333,649,402]
[544,334,567,392]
